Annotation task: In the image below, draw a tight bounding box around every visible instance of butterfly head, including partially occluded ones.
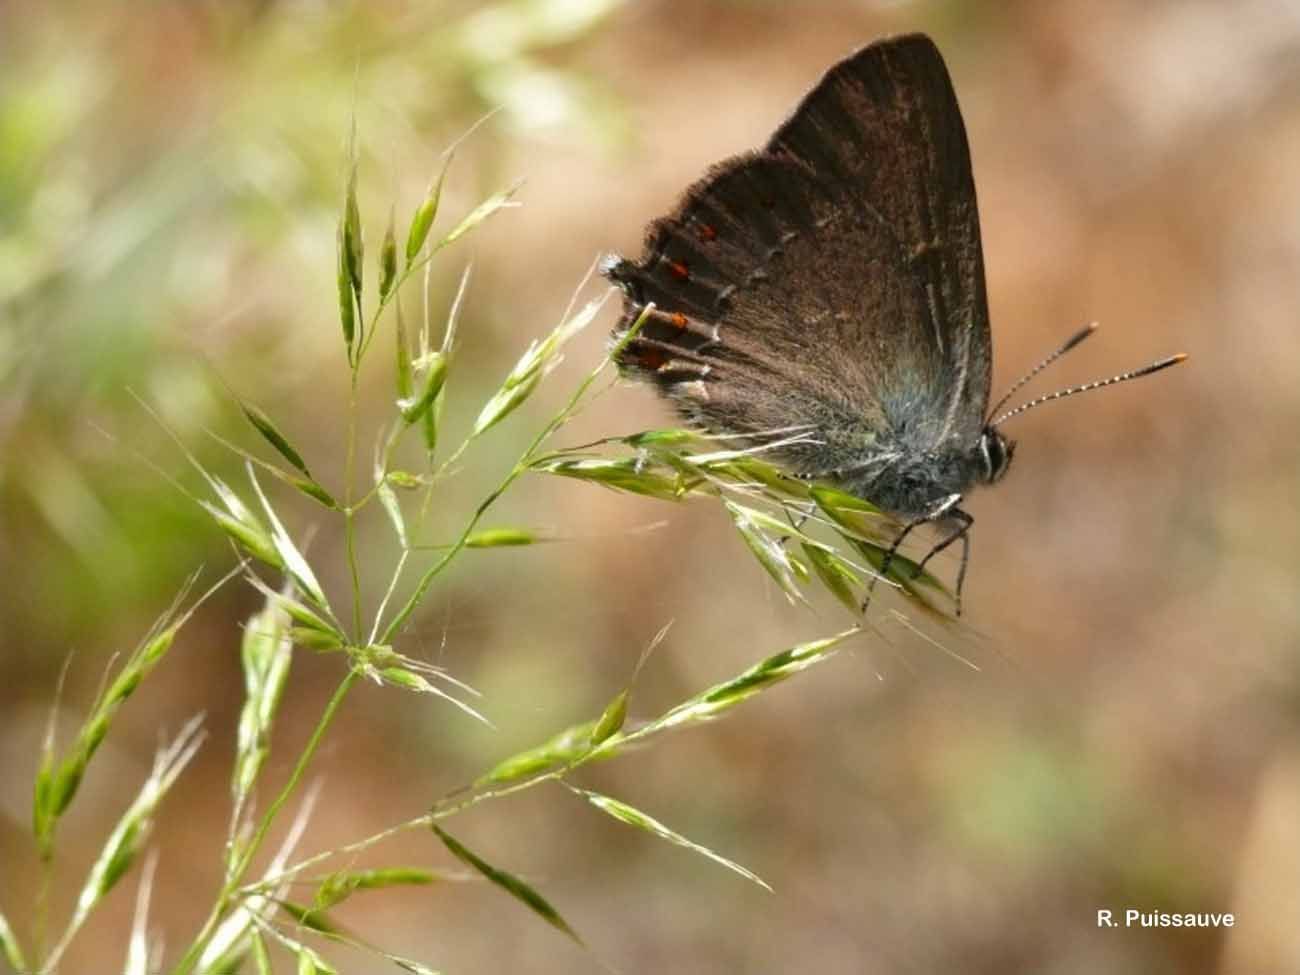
[976,427,1016,485]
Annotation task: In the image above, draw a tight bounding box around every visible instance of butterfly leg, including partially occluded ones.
[955,528,970,616]
[912,508,974,615]
[861,494,962,615]
[789,503,815,533]
[775,502,817,554]
[861,524,917,614]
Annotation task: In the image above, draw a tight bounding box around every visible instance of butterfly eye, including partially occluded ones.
[1000,438,1017,479]
[979,430,1014,484]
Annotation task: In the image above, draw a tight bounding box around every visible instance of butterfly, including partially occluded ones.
[604,33,1185,614]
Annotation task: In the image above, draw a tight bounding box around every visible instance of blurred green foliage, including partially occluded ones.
[0,0,629,656]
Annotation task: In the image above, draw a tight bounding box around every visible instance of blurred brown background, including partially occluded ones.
[2,1,1299,973]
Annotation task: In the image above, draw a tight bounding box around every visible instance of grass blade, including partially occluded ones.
[431,825,581,945]
[572,786,770,891]
[240,400,312,478]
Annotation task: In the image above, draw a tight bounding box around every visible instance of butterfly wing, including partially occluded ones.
[607,33,992,471]
[769,34,992,446]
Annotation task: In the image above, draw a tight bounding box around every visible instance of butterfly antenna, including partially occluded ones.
[990,353,1187,428]
[985,322,1098,423]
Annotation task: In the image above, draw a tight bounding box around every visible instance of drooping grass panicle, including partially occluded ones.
[33,567,236,863]
[425,625,864,862]
[24,111,955,975]
[603,627,860,746]
[43,716,206,972]
[528,415,963,616]
[237,616,870,928]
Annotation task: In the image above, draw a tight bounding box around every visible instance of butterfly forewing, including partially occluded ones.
[768,34,991,443]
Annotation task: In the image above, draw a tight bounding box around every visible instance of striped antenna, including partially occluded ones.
[986,322,1097,423]
[990,353,1188,428]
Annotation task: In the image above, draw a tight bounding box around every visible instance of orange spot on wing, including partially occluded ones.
[631,347,667,371]
[697,223,717,242]
[668,260,690,281]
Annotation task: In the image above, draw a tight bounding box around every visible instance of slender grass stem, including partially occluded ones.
[368,548,409,646]
[241,813,430,895]
[344,372,364,642]
[34,865,50,967]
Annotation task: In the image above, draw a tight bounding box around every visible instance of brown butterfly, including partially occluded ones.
[605,34,1185,613]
